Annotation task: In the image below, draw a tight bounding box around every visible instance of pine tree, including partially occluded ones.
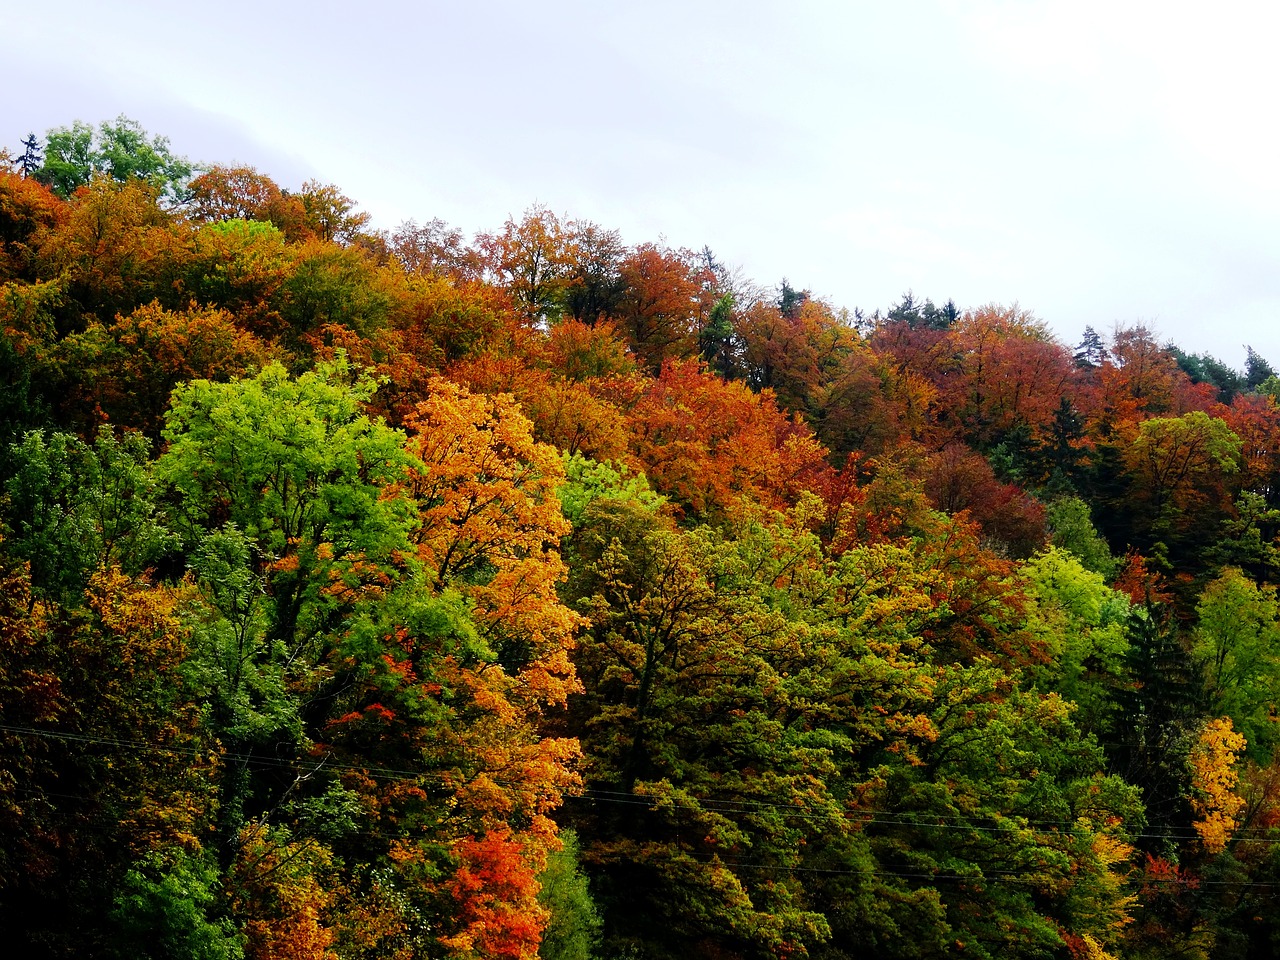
[17,133,41,177]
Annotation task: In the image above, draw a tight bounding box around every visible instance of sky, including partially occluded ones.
[5,0,1280,368]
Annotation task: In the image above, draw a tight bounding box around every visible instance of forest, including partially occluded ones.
[3,116,1280,960]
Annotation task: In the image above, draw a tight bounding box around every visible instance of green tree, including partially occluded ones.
[36,115,195,202]
[566,499,838,958]
[1022,546,1131,735]
[109,849,244,960]
[155,357,415,855]
[3,426,174,603]
[1045,496,1118,579]
[18,133,41,178]
[1245,346,1276,390]
[1192,567,1280,762]
[536,829,602,960]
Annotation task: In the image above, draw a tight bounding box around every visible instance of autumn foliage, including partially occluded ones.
[1,126,1278,960]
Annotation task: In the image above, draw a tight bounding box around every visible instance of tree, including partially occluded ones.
[1179,348,1244,402]
[0,565,217,958]
[1245,346,1276,390]
[109,849,244,960]
[565,502,839,958]
[1187,718,1246,854]
[54,301,277,435]
[886,290,958,330]
[1044,496,1117,579]
[391,217,483,281]
[298,180,371,245]
[1075,326,1108,369]
[18,133,41,178]
[186,165,311,241]
[0,168,64,282]
[1022,546,1131,735]
[938,304,1076,450]
[31,174,181,334]
[35,115,195,203]
[3,426,175,603]
[156,358,416,857]
[562,219,626,325]
[624,360,828,519]
[1122,412,1242,567]
[1191,568,1280,761]
[478,205,572,326]
[536,829,602,960]
[614,243,703,371]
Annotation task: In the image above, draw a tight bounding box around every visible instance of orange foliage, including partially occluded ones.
[517,376,629,461]
[869,319,954,443]
[0,170,65,280]
[402,378,583,708]
[33,176,187,329]
[625,360,829,518]
[476,205,572,326]
[939,305,1079,447]
[55,300,276,433]
[614,243,703,371]
[1089,325,1218,436]
[1189,717,1246,854]
[186,164,311,240]
[230,825,336,960]
[391,217,484,281]
[1222,392,1280,498]
[440,828,548,960]
[538,318,634,382]
[1111,552,1174,606]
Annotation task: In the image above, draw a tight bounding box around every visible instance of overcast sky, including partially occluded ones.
[6,1,1280,367]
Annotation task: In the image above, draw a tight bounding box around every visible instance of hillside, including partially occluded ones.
[3,121,1280,960]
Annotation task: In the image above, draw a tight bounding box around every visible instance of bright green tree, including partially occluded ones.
[36,116,195,202]
[1192,567,1280,761]
[1022,546,1131,735]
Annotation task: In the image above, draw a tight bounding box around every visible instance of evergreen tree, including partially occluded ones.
[17,133,41,177]
[1245,345,1276,389]
[1074,325,1107,368]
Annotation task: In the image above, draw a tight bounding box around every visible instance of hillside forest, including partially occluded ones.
[6,117,1280,960]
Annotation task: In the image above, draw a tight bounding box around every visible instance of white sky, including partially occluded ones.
[5,1,1280,369]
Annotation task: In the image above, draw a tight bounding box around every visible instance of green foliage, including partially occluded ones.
[558,452,664,529]
[1045,496,1117,578]
[1022,546,1131,735]
[3,426,174,601]
[1192,567,1280,761]
[1171,345,1243,402]
[36,115,195,202]
[886,290,959,330]
[156,357,417,857]
[11,116,1280,958]
[276,242,391,348]
[109,849,244,960]
[157,357,413,590]
[1245,346,1276,390]
[537,830,603,960]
